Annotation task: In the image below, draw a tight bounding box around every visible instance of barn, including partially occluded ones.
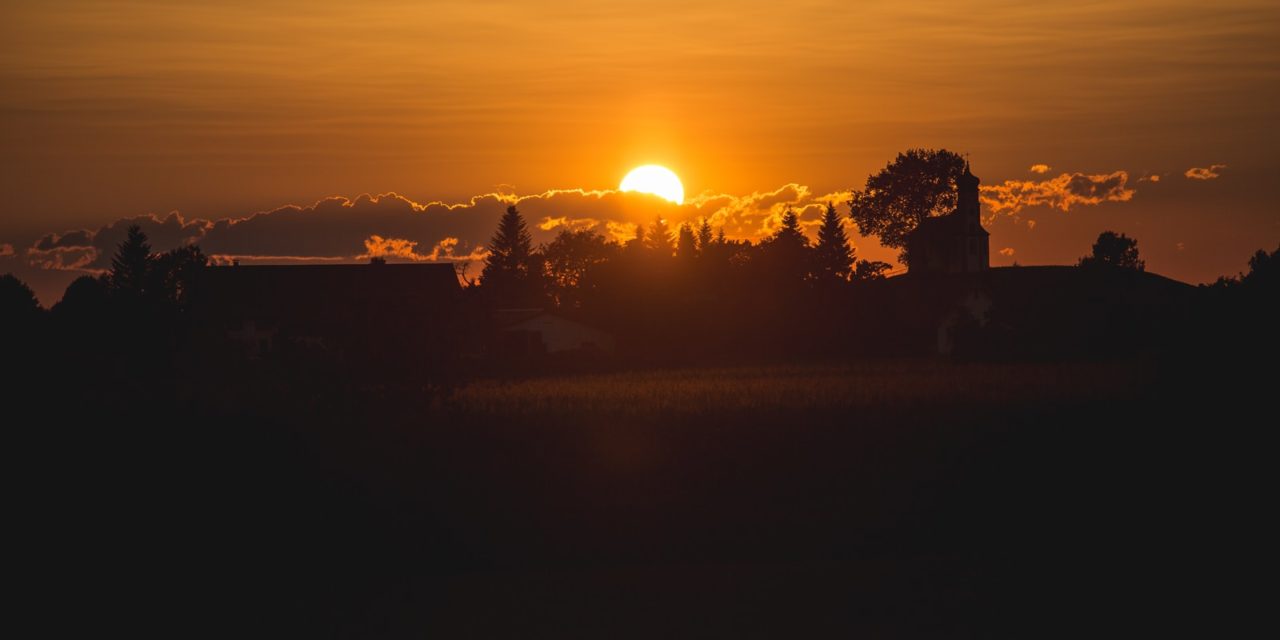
[495,308,616,356]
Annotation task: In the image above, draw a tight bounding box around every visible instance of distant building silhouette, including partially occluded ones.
[907,162,990,274]
[494,308,615,357]
[196,262,461,360]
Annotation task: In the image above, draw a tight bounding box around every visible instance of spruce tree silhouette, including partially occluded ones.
[110,224,153,299]
[1079,231,1144,271]
[625,223,647,254]
[760,206,812,286]
[814,202,855,283]
[695,218,714,255]
[482,205,541,304]
[643,217,675,257]
[848,148,966,259]
[676,223,698,261]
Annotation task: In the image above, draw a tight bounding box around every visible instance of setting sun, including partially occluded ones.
[619,165,684,205]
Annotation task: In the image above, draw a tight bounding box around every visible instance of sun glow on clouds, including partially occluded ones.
[1185,164,1227,180]
[620,165,685,205]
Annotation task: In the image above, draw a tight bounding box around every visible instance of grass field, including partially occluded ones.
[49,356,1259,636]
[444,360,1145,417]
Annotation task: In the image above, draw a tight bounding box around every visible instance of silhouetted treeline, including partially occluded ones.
[5,228,1276,637]
[473,203,891,364]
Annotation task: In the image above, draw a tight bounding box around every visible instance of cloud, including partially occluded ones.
[1026,220,1037,230]
[19,185,873,286]
[1185,164,1227,180]
[361,235,429,261]
[980,171,1135,217]
[0,243,13,257]
[1029,164,1051,174]
[998,247,1015,256]
[538,216,600,232]
[358,235,491,264]
[26,246,99,271]
[1140,174,1161,183]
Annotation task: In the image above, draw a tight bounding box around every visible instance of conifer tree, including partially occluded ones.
[695,218,714,254]
[814,201,855,282]
[771,207,807,250]
[110,225,153,299]
[677,223,698,260]
[482,205,537,300]
[643,216,675,257]
[762,207,811,284]
[626,223,647,253]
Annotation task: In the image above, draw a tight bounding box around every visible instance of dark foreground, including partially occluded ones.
[21,356,1270,637]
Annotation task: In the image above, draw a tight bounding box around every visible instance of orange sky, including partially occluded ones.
[2,1,1278,303]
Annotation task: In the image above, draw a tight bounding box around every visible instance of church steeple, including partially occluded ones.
[956,160,981,222]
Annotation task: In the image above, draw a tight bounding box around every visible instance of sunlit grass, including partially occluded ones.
[443,360,1143,418]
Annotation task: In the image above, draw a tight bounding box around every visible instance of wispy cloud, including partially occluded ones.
[998,247,1015,256]
[1185,164,1227,180]
[1029,164,1051,174]
[18,185,884,284]
[980,171,1135,217]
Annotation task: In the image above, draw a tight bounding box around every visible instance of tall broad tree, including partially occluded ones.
[110,224,153,298]
[814,202,855,282]
[482,205,537,298]
[0,274,41,320]
[150,244,209,306]
[848,148,967,259]
[542,228,618,308]
[1078,231,1144,271]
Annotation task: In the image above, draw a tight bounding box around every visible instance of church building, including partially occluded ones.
[906,162,990,274]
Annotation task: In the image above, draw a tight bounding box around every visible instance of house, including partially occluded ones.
[195,262,463,363]
[907,162,990,274]
[494,308,615,356]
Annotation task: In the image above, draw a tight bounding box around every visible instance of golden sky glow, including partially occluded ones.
[2,1,1278,302]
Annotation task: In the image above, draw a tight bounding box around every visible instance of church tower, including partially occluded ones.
[905,159,990,274]
[956,161,981,226]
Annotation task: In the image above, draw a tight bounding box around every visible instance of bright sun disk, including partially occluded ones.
[620,165,684,204]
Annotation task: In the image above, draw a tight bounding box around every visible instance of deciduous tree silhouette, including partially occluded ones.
[0,273,41,320]
[848,148,967,260]
[52,275,110,319]
[543,228,618,308]
[814,202,855,283]
[1242,246,1278,289]
[853,259,893,281]
[1078,231,1144,271]
[151,244,209,306]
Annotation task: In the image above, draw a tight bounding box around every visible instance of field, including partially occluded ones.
[43,357,1258,636]
[445,360,1144,417]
